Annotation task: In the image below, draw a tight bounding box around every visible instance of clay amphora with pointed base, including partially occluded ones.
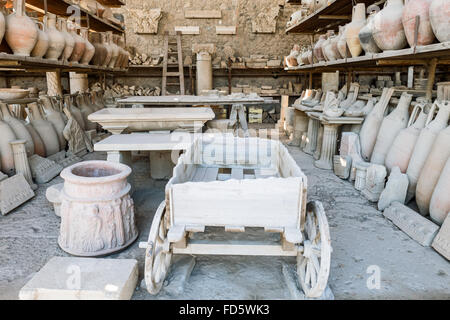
[0,110,17,175]
[40,95,66,150]
[0,103,33,156]
[5,0,38,56]
[359,5,382,54]
[44,13,65,60]
[429,0,450,43]
[58,17,74,61]
[28,102,60,157]
[406,100,450,202]
[346,3,366,58]
[65,95,85,130]
[429,157,450,225]
[402,0,435,47]
[31,20,49,58]
[371,92,413,165]
[372,0,408,50]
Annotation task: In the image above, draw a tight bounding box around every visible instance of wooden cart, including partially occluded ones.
[142,134,332,298]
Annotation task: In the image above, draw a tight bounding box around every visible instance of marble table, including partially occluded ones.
[313,114,364,170]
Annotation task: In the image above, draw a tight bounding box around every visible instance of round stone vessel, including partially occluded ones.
[58,160,138,256]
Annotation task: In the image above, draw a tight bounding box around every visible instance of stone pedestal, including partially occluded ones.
[303,118,319,155]
[314,124,338,170]
[313,124,323,160]
[289,109,308,147]
[150,151,175,180]
[10,140,37,190]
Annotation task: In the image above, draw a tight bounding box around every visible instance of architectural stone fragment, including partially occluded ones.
[29,155,63,184]
[378,166,409,211]
[0,174,35,215]
[333,155,352,179]
[128,8,162,34]
[252,7,280,33]
[432,214,450,260]
[362,164,387,202]
[10,140,37,190]
[46,183,64,217]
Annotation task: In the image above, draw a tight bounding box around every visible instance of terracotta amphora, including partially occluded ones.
[5,0,38,56]
[385,103,428,173]
[119,36,129,68]
[0,109,17,175]
[44,13,65,60]
[429,157,450,225]
[0,3,5,46]
[27,102,60,156]
[78,94,96,131]
[58,17,75,61]
[40,95,66,150]
[80,28,95,65]
[89,32,104,66]
[313,34,326,62]
[429,0,450,43]
[330,29,343,60]
[63,95,85,130]
[371,92,413,165]
[101,32,112,67]
[416,125,450,216]
[359,88,395,161]
[323,30,340,61]
[24,122,45,157]
[107,31,119,69]
[345,3,366,58]
[30,20,49,58]
[372,0,408,51]
[402,0,435,47]
[0,103,34,156]
[69,26,86,63]
[337,25,352,58]
[406,100,450,202]
[92,91,105,110]
[112,35,122,68]
[359,5,382,54]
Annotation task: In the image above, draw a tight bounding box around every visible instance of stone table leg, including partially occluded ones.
[303,118,319,155]
[10,140,37,190]
[314,124,339,170]
[288,109,309,147]
[149,151,176,180]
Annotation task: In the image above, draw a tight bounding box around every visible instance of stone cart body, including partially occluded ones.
[142,134,331,298]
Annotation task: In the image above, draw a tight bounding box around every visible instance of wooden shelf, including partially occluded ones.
[96,0,125,7]
[0,53,127,73]
[284,42,450,72]
[286,0,380,34]
[27,0,124,34]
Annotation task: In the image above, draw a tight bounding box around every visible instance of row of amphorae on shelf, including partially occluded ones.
[285,0,449,67]
[0,0,128,68]
[0,91,105,176]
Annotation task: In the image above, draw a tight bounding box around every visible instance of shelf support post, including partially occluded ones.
[426,58,437,102]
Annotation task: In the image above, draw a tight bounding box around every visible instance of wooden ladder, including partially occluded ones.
[162,31,185,96]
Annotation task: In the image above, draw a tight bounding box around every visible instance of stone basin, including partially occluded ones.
[88,107,215,134]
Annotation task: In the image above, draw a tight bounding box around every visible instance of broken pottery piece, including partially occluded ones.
[354,161,370,191]
[339,132,363,181]
[28,155,63,184]
[378,166,409,211]
[333,155,352,179]
[59,161,138,256]
[432,214,450,260]
[0,174,35,215]
[19,257,138,300]
[46,183,63,217]
[362,164,387,202]
[383,201,440,247]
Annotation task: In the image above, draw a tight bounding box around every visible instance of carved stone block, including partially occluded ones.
[432,214,450,260]
[185,10,221,19]
[252,7,280,33]
[47,151,82,168]
[384,202,440,247]
[63,107,93,157]
[215,26,236,35]
[19,257,138,300]
[46,183,64,217]
[362,164,387,202]
[29,155,63,184]
[174,26,200,35]
[128,8,162,34]
[333,155,352,179]
[354,161,370,191]
[378,166,409,211]
[0,174,35,215]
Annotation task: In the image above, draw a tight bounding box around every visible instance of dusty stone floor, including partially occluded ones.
[0,135,449,300]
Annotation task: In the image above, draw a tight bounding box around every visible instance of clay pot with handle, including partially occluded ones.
[345,3,366,58]
[429,157,450,225]
[40,95,66,150]
[107,31,119,69]
[58,17,75,61]
[101,32,112,67]
[27,102,60,156]
[69,25,86,63]
[0,3,5,46]
[313,34,326,62]
[31,20,49,58]
[406,100,450,202]
[371,92,413,165]
[385,102,428,173]
[372,0,408,51]
[24,121,45,157]
[0,107,17,175]
[89,32,105,66]
[0,103,34,156]
[359,5,382,54]
[44,13,65,60]
[337,24,352,58]
[402,0,435,47]
[5,0,38,56]
[416,125,450,216]
[429,0,450,43]
[80,28,95,65]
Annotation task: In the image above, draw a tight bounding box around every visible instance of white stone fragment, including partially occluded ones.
[174,26,200,35]
[0,174,35,215]
[378,166,409,211]
[362,164,386,202]
[333,155,352,179]
[46,183,64,217]
[432,214,450,260]
[383,202,440,247]
[19,257,138,300]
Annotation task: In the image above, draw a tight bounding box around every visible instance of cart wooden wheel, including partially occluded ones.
[145,201,172,295]
[297,200,331,298]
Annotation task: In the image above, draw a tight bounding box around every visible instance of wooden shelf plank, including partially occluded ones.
[27,0,124,34]
[286,0,380,34]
